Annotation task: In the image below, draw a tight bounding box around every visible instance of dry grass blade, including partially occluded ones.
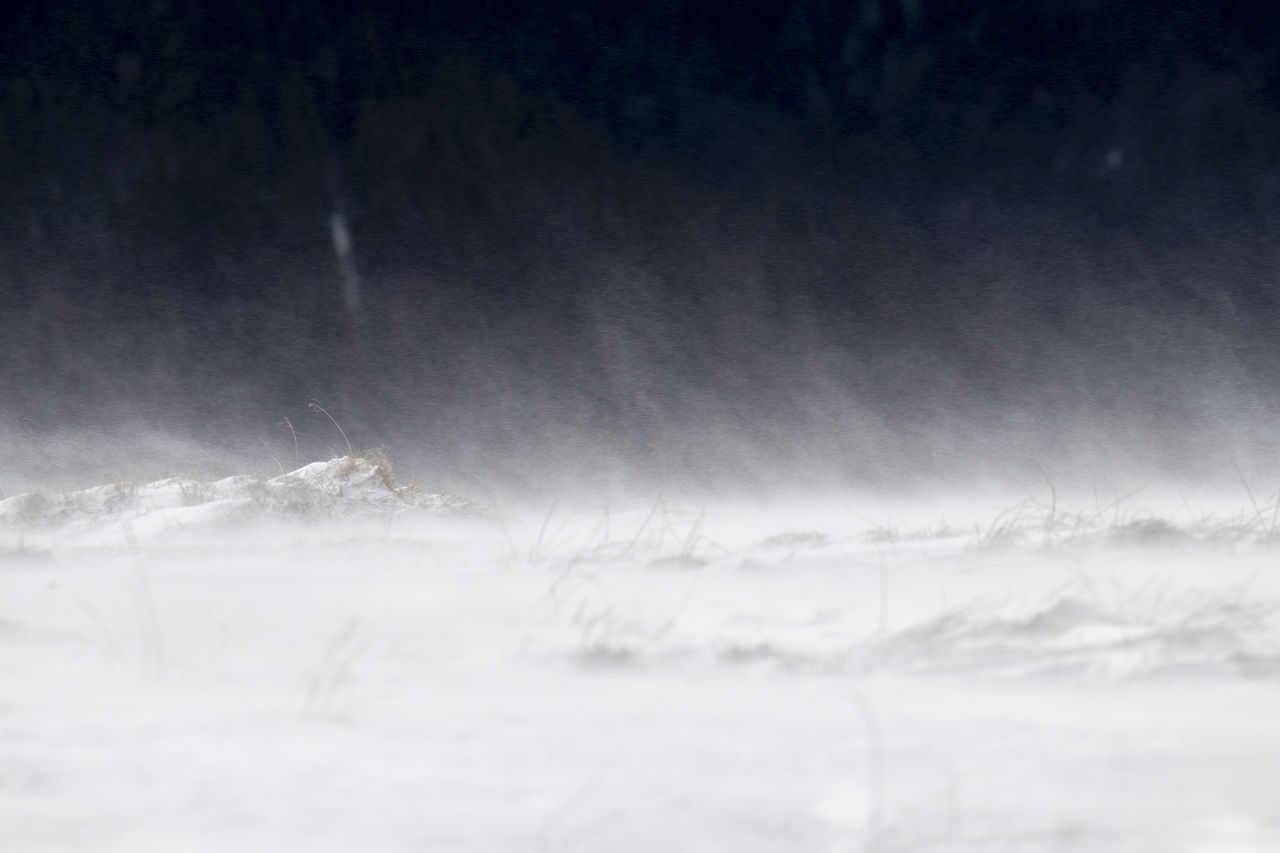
[308,400,352,457]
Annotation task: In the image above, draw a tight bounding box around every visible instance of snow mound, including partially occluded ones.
[0,456,491,537]
[859,594,1280,679]
[577,591,1280,681]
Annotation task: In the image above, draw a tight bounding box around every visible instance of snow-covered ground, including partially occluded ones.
[3,457,1280,852]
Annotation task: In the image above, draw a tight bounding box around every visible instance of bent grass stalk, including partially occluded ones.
[308,400,352,457]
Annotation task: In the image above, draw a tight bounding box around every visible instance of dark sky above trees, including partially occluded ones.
[4,1,1280,495]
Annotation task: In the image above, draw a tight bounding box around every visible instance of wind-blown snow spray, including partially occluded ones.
[330,209,361,315]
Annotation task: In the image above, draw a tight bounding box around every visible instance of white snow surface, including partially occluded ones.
[3,456,1280,851]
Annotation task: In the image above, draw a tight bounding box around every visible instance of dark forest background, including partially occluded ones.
[4,0,1280,496]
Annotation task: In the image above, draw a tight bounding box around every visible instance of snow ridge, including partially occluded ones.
[0,456,491,536]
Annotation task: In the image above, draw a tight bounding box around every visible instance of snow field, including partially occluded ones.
[2,457,1280,851]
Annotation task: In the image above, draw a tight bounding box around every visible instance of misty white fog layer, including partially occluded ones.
[3,457,1280,852]
[7,213,1280,503]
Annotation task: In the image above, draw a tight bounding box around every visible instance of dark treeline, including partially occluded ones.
[3,0,1280,492]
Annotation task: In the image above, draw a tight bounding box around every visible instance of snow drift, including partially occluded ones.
[3,460,1280,851]
[0,455,492,543]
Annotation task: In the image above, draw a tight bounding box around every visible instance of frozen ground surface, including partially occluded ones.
[3,457,1280,852]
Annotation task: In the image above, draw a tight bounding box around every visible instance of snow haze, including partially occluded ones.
[3,457,1280,851]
